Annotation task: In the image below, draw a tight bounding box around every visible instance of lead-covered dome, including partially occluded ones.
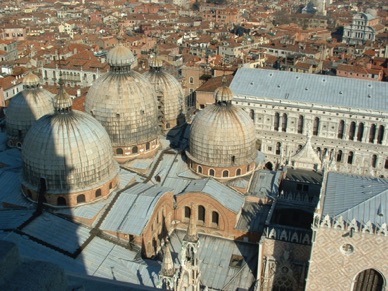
[187,84,257,179]
[143,58,184,132]
[5,72,54,147]
[85,44,159,162]
[22,84,119,207]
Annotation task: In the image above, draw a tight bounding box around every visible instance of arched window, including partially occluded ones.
[337,150,342,162]
[338,120,344,139]
[377,125,384,144]
[189,77,194,84]
[116,148,123,155]
[209,169,215,176]
[146,142,150,151]
[222,170,229,178]
[297,115,304,134]
[276,142,281,155]
[353,269,384,291]
[132,146,138,154]
[57,197,66,206]
[369,124,376,143]
[236,168,241,176]
[198,165,202,174]
[372,154,377,168]
[349,121,356,140]
[198,205,205,223]
[95,189,102,198]
[247,164,250,172]
[357,123,364,141]
[166,123,171,129]
[348,151,354,164]
[313,117,320,136]
[212,211,219,227]
[282,113,287,132]
[109,182,113,189]
[184,206,191,219]
[249,109,255,121]
[77,194,85,204]
[274,112,280,131]
[231,155,235,163]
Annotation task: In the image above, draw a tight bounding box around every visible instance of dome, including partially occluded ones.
[188,104,257,168]
[85,46,159,162]
[5,73,54,147]
[214,85,233,103]
[107,44,135,67]
[23,71,41,87]
[21,86,119,207]
[143,59,184,130]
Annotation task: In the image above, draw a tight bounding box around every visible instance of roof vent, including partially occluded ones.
[339,91,343,95]
[368,94,371,98]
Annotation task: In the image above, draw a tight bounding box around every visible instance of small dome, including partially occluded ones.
[188,104,256,167]
[53,86,72,112]
[5,77,54,147]
[214,85,233,103]
[107,44,135,67]
[23,72,41,87]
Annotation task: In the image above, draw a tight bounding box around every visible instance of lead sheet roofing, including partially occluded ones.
[182,178,245,213]
[323,172,388,225]
[230,68,388,112]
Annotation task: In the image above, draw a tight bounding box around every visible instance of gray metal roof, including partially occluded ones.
[236,203,271,232]
[23,212,91,254]
[181,178,245,213]
[170,230,257,291]
[1,230,159,287]
[249,170,281,198]
[100,183,173,235]
[0,210,33,230]
[230,68,388,113]
[323,172,388,226]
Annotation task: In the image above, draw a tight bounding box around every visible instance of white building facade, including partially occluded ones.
[230,68,388,177]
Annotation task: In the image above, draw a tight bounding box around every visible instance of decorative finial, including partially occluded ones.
[161,241,175,277]
[184,207,198,243]
[53,72,72,113]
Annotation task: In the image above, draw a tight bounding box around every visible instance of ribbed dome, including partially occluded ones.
[6,76,54,146]
[85,48,158,148]
[189,104,257,167]
[21,110,119,194]
[107,44,135,67]
[23,71,41,87]
[214,85,233,103]
[143,63,184,122]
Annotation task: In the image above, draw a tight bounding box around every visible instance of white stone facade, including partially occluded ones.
[230,68,388,178]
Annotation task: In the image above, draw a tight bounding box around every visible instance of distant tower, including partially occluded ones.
[157,242,178,290]
[176,212,201,291]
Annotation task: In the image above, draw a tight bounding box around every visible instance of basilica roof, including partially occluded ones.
[188,102,257,168]
[85,46,158,147]
[5,72,54,145]
[143,59,184,122]
[22,86,119,195]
